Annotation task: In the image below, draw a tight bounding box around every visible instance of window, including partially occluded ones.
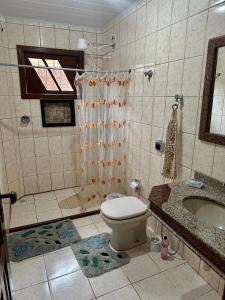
[17,46,84,99]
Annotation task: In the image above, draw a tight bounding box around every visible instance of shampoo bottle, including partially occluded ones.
[161,236,169,260]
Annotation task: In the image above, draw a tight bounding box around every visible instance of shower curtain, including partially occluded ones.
[75,72,130,200]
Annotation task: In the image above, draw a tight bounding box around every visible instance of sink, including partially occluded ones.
[183,196,225,230]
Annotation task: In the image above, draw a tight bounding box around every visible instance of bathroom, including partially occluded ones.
[0,0,224,299]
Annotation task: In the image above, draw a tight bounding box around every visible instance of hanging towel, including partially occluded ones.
[162,108,178,181]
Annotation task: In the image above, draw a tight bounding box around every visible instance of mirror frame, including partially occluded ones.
[199,35,225,146]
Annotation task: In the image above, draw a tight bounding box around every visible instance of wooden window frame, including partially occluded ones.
[17,45,84,100]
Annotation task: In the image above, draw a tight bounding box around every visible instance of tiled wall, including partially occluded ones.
[0,17,103,197]
[102,0,225,199]
[0,18,23,201]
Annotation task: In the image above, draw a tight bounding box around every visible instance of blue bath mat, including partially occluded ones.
[71,233,130,277]
[8,220,80,262]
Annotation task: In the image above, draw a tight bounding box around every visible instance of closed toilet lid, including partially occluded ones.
[101,196,148,220]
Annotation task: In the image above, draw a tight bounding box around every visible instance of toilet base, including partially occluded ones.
[101,212,149,251]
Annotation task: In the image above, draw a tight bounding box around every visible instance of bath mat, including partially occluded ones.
[71,233,130,278]
[8,220,80,262]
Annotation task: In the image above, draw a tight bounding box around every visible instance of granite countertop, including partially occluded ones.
[149,173,225,276]
[162,182,225,261]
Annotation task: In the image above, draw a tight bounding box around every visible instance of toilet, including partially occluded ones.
[100,196,150,251]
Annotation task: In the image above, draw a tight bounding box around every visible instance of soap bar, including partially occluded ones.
[185,180,204,189]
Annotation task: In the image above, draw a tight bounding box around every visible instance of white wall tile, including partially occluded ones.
[169,20,187,61]
[189,0,209,16]
[172,0,189,23]
[154,63,168,96]
[24,25,40,46]
[199,260,221,291]
[40,27,55,48]
[36,156,50,175]
[38,174,52,192]
[127,12,137,43]
[156,26,170,64]
[146,0,158,35]
[7,23,24,48]
[182,56,203,96]
[136,4,146,40]
[185,11,208,58]
[193,139,215,175]
[55,28,70,49]
[167,60,184,96]
[158,0,172,30]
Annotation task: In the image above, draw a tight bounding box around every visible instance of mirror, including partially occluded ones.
[210,47,225,134]
[199,35,225,145]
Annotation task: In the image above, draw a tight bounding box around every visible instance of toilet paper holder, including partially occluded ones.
[130,179,141,192]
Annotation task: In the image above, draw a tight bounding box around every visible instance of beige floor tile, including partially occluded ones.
[37,209,62,222]
[10,214,37,228]
[61,207,83,217]
[195,290,222,300]
[13,195,35,206]
[34,191,56,202]
[163,264,212,300]
[125,244,148,258]
[44,247,80,280]
[94,222,111,234]
[35,199,60,213]
[90,214,103,223]
[55,188,75,200]
[122,254,160,283]
[11,256,47,290]
[97,285,140,300]
[72,216,93,227]
[49,271,95,300]
[11,204,36,218]
[13,282,51,300]
[147,251,185,271]
[77,224,98,239]
[89,268,130,297]
[133,273,181,300]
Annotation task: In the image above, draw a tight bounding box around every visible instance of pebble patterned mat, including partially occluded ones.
[71,233,130,278]
[8,219,80,262]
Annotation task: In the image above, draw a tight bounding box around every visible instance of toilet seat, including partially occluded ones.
[101,196,148,220]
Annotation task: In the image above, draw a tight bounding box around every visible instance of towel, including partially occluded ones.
[162,109,178,181]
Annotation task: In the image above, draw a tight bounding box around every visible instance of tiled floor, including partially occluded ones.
[10,214,222,300]
[10,188,101,228]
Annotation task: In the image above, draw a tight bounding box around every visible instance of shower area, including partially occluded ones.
[0,20,130,230]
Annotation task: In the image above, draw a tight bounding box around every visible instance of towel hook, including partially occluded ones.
[172,94,184,110]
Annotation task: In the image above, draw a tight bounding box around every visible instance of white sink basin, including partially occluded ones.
[183,196,225,230]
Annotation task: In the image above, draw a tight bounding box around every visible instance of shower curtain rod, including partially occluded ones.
[0,62,132,73]
[0,62,153,74]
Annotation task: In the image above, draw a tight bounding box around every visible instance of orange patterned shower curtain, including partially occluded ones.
[75,72,130,199]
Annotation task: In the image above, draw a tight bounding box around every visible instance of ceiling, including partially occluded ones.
[0,0,139,29]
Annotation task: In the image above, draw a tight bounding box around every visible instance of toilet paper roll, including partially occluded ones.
[130,179,141,192]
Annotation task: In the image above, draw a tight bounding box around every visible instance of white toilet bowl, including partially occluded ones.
[100,196,150,251]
